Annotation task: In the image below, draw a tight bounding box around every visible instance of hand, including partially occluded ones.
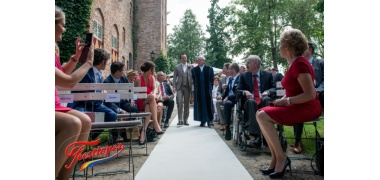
[130,102,136,106]
[261,91,268,97]
[274,98,287,107]
[120,110,127,114]
[245,91,253,99]
[222,84,227,89]
[163,95,169,101]
[173,88,176,93]
[73,37,86,60]
[223,97,228,104]
[216,96,222,100]
[147,94,155,101]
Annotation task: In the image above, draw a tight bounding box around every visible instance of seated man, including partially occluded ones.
[68,48,118,144]
[215,63,230,130]
[222,63,240,141]
[237,55,276,148]
[103,61,139,114]
[103,61,140,141]
[156,71,175,128]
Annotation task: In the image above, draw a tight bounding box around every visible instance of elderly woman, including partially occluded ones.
[256,29,322,178]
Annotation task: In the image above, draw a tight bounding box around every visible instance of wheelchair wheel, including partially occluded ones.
[237,123,247,151]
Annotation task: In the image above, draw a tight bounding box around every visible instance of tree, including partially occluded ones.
[167,9,205,66]
[154,51,170,74]
[205,0,232,68]
[226,0,324,68]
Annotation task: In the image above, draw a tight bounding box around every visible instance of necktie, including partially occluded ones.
[228,77,234,95]
[160,83,165,96]
[253,74,261,105]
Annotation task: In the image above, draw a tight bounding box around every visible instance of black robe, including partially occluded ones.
[191,65,214,122]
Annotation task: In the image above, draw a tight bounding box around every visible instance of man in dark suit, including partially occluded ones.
[271,68,284,84]
[237,55,276,148]
[103,61,139,114]
[156,71,175,128]
[68,48,118,144]
[222,63,240,140]
[292,42,324,154]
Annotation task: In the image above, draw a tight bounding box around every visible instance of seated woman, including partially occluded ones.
[256,28,322,178]
[135,61,164,145]
[55,6,93,180]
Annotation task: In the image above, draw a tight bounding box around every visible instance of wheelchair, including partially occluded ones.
[233,91,288,152]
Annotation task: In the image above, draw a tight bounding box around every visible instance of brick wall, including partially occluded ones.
[88,0,166,78]
[134,0,167,71]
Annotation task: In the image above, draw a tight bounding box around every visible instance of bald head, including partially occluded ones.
[197,55,206,66]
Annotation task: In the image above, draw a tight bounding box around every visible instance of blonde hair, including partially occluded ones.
[55,6,65,24]
[280,28,308,56]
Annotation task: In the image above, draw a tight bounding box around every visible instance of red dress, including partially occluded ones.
[55,55,72,112]
[135,75,154,111]
[260,57,322,126]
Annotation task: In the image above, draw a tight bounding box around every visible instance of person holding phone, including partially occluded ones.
[55,6,94,180]
[256,29,322,178]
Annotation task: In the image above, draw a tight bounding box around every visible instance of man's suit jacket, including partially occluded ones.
[222,75,240,101]
[217,75,227,97]
[237,70,276,99]
[173,63,193,91]
[311,57,324,93]
[68,68,102,109]
[273,72,284,84]
[161,81,174,101]
[103,74,130,113]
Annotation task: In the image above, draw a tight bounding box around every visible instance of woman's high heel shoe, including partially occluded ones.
[269,157,292,178]
[139,129,146,145]
[260,168,274,175]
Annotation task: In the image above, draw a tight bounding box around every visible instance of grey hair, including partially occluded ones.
[247,55,261,63]
[197,55,206,60]
[156,71,164,76]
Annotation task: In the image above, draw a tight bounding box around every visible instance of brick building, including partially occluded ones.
[89,0,167,77]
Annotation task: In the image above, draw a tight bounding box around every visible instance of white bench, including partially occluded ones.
[57,83,151,179]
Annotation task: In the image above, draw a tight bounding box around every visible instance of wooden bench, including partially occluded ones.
[57,83,150,179]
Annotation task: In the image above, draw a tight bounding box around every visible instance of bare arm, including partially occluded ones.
[61,37,86,74]
[55,45,93,88]
[274,73,316,106]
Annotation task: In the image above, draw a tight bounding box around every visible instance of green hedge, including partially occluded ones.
[55,0,93,64]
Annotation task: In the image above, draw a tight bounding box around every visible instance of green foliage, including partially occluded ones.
[154,51,170,74]
[55,0,93,64]
[167,9,206,64]
[226,0,324,69]
[205,0,232,68]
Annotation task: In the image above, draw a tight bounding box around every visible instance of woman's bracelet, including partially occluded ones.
[70,55,78,63]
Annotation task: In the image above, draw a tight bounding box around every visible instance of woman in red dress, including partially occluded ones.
[55,6,94,179]
[135,61,164,145]
[256,29,322,178]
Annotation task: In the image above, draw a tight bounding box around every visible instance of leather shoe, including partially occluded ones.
[177,121,184,125]
[164,121,169,128]
[184,121,189,126]
[225,126,231,141]
[207,121,212,128]
[220,124,226,131]
[293,141,303,154]
[209,121,214,126]
[250,135,262,148]
[200,122,205,127]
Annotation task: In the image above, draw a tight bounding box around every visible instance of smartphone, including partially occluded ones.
[78,33,93,64]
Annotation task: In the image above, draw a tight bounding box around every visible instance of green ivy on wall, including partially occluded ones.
[55,0,93,64]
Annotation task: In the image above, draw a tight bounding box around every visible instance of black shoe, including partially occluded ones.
[269,157,292,178]
[200,122,205,127]
[250,135,262,148]
[155,129,165,135]
[207,121,212,128]
[184,121,189,126]
[164,121,169,128]
[225,127,231,141]
[260,168,274,175]
[177,121,184,125]
[209,121,214,126]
